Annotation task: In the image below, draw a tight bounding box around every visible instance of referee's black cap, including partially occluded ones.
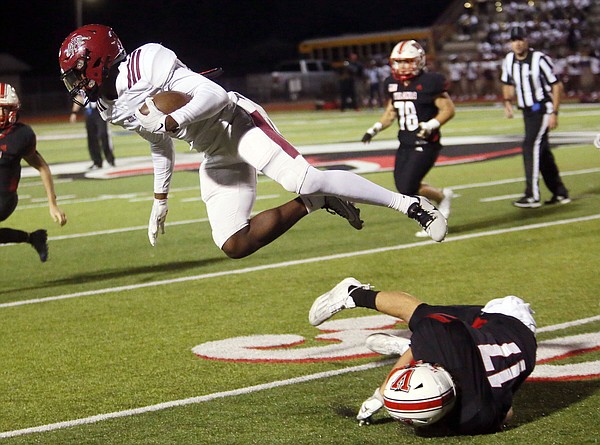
[510,27,527,41]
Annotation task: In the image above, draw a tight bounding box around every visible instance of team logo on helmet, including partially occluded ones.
[63,35,91,59]
[383,362,456,427]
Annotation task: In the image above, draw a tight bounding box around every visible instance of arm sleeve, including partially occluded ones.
[138,130,175,194]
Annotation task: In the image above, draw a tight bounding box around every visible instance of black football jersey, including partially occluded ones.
[0,123,36,193]
[384,72,448,145]
[408,303,537,435]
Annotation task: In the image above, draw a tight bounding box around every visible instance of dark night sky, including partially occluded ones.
[5,0,454,78]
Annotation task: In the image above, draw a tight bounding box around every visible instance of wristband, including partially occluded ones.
[366,122,383,136]
[426,118,441,130]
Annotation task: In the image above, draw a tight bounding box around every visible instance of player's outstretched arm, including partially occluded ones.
[24,150,67,226]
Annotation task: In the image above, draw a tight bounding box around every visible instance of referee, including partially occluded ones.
[500,26,570,208]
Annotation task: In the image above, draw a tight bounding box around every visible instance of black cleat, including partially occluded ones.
[29,229,48,262]
[544,195,571,205]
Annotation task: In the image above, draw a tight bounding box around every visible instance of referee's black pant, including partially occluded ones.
[521,109,568,201]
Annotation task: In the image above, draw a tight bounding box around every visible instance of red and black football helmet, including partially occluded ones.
[0,83,21,130]
[58,24,126,106]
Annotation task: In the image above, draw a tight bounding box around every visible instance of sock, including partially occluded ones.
[388,194,419,214]
[349,286,379,310]
[0,228,29,244]
[299,195,324,213]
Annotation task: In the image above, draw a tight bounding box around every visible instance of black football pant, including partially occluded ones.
[0,193,29,244]
[521,110,568,200]
[86,109,115,167]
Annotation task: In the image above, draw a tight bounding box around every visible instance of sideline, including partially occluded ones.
[1,213,599,309]
[1,314,598,439]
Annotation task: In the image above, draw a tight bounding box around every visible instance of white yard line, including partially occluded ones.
[2,213,599,309]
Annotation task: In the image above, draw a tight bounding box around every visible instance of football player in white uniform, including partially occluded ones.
[59,25,448,258]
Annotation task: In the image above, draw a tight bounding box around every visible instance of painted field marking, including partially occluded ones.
[1,213,599,309]
[1,314,598,439]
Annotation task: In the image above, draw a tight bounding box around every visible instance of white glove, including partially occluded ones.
[416,118,441,139]
[135,97,168,133]
[356,387,385,425]
[148,198,168,246]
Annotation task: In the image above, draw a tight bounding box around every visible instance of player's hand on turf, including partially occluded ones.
[135,98,168,133]
[356,387,384,424]
[361,132,373,143]
[148,198,168,246]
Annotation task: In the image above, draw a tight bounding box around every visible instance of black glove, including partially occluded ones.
[361,132,373,143]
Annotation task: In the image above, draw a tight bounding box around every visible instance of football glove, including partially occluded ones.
[135,98,168,134]
[356,387,385,425]
[148,198,168,246]
[416,118,441,139]
[361,122,383,144]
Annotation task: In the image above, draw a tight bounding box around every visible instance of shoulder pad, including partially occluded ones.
[126,43,179,89]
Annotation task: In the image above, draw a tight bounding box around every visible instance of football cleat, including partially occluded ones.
[322,196,364,230]
[308,277,370,326]
[29,229,48,262]
[512,196,541,208]
[544,195,571,205]
[366,333,411,356]
[406,197,447,242]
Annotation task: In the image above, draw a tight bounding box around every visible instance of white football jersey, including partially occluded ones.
[96,43,255,193]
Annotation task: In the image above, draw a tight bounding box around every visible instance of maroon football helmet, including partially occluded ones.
[58,24,126,106]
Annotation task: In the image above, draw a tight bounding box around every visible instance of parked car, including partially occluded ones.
[246,59,338,102]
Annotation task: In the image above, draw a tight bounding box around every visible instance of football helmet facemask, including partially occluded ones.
[0,83,21,130]
[383,362,456,427]
[389,40,426,82]
[58,24,126,106]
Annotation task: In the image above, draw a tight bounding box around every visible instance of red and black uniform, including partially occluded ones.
[408,303,537,435]
[384,72,448,195]
[0,122,36,221]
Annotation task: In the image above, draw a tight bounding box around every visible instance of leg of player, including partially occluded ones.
[299,167,448,242]
[220,197,308,259]
[0,227,48,262]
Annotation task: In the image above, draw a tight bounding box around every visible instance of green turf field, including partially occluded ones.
[1,104,599,444]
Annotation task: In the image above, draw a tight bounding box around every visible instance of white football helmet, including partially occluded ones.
[0,83,21,130]
[389,40,426,81]
[383,362,456,426]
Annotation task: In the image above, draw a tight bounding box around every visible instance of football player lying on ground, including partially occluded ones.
[0,83,67,262]
[58,25,447,259]
[309,278,537,435]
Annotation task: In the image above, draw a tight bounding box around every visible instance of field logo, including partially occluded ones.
[192,315,600,381]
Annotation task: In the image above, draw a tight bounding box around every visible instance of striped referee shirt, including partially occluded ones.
[500,50,558,111]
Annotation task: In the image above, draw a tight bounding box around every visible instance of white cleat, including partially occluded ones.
[308,277,370,326]
[406,196,448,242]
[366,333,411,356]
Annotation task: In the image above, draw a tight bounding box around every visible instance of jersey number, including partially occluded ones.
[478,342,527,388]
[394,101,419,131]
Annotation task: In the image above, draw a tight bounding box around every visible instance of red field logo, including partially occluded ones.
[192,314,600,381]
